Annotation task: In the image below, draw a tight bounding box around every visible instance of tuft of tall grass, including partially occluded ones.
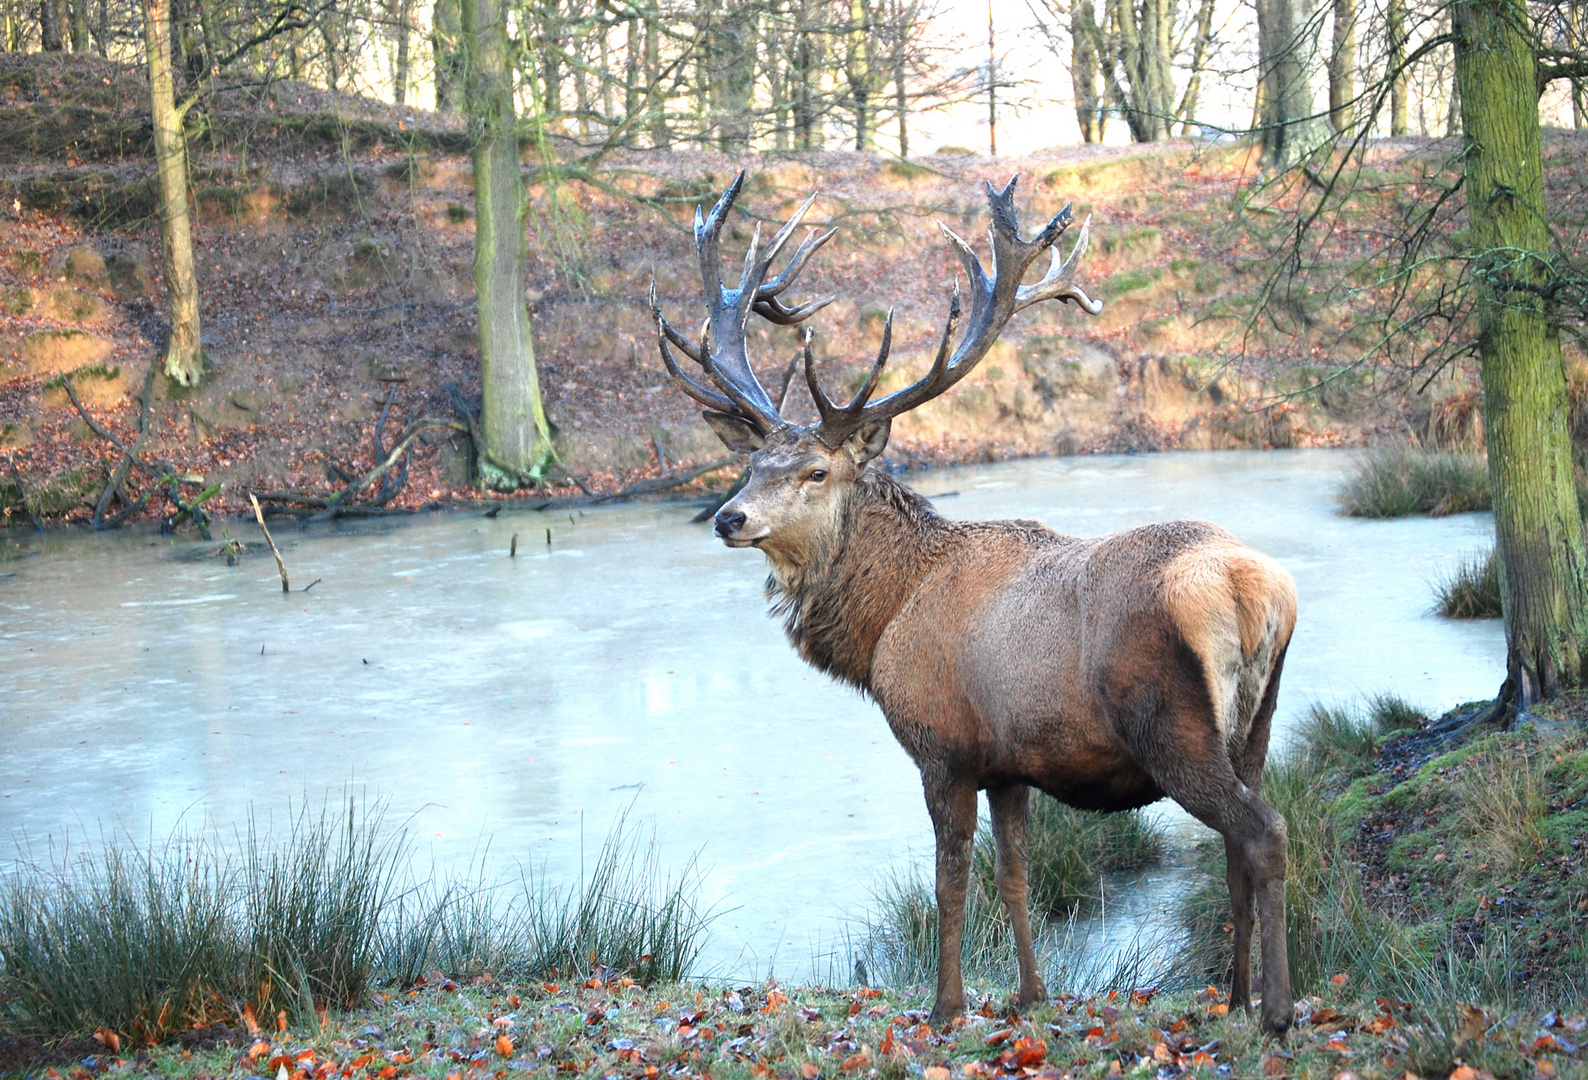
[855,797,1165,991]
[242,797,403,1025]
[972,796,1165,917]
[0,804,712,1044]
[516,814,710,985]
[1290,694,1422,776]
[1337,445,1490,518]
[0,830,243,1044]
[852,864,1012,990]
[1435,549,1502,618]
[1446,741,1549,878]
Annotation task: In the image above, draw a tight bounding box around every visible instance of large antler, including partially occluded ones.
[805,175,1102,447]
[650,171,837,436]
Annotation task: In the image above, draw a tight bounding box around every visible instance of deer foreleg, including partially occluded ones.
[926,777,978,1027]
[988,784,1047,1010]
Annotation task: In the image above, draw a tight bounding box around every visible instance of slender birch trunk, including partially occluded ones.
[143,0,204,387]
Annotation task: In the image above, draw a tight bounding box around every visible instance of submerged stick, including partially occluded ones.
[250,494,290,593]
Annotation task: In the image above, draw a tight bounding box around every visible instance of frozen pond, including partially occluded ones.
[0,449,1504,980]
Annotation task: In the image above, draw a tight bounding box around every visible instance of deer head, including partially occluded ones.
[650,172,1102,579]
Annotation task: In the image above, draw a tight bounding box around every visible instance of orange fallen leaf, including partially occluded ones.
[983,1029,1012,1046]
[244,1004,261,1036]
[92,1029,120,1053]
[1207,1003,1229,1017]
[495,1035,514,1057]
[840,1052,869,1072]
[248,1042,271,1063]
[924,1068,950,1080]
[763,990,789,1012]
[1009,1037,1045,1068]
[802,1064,821,1079]
[1448,1068,1478,1080]
[1330,974,1350,986]
[1261,1053,1288,1078]
[276,1010,288,1033]
[1153,1044,1174,1064]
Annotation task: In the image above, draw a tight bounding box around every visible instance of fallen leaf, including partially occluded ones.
[1448,1067,1478,1080]
[802,1064,822,1079]
[924,1068,951,1080]
[496,1035,514,1057]
[1261,1053,1288,1078]
[983,1029,1012,1046]
[840,1051,869,1072]
[92,1029,119,1053]
[1330,974,1350,986]
[1457,1005,1491,1046]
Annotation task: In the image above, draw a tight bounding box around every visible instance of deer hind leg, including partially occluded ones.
[925,775,978,1027]
[1224,835,1255,1010]
[987,784,1048,1010]
[1124,676,1293,1036]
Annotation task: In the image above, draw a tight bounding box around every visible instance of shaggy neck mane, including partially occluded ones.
[769,469,949,690]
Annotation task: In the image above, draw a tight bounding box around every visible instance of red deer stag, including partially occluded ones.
[649,174,1297,1034]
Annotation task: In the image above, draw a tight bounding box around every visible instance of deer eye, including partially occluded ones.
[807,469,828,483]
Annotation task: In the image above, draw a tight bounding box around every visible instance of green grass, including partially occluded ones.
[1337,445,1491,518]
[0,802,712,1045]
[856,798,1165,991]
[1436,548,1503,618]
[1179,693,1588,1011]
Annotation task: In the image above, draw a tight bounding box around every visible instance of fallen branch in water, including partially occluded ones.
[56,369,214,538]
[590,455,742,504]
[249,494,290,592]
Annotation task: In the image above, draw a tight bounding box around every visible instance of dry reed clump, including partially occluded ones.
[0,801,711,1045]
[1337,445,1491,518]
[1435,549,1503,619]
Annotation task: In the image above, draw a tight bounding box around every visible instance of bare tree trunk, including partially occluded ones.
[1255,0,1330,167]
[68,0,88,50]
[462,0,554,487]
[40,0,63,50]
[1387,0,1407,135]
[433,0,463,111]
[892,9,907,157]
[644,11,669,148]
[1072,0,1103,142]
[1327,0,1354,130]
[392,0,411,105]
[985,0,994,154]
[1453,0,1588,703]
[1178,0,1216,132]
[143,0,203,387]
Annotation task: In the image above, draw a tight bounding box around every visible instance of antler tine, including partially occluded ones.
[774,354,802,413]
[759,222,837,300]
[1015,212,1104,315]
[755,293,836,326]
[843,312,892,411]
[651,280,737,413]
[802,328,840,424]
[811,175,1102,445]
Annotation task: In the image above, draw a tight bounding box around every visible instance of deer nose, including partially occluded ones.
[715,510,747,538]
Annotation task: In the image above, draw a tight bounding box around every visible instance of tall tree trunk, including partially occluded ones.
[893,17,907,156]
[143,0,203,387]
[1178,0,1216,132]
[1255,0,1330,166]
[68,0,88,51]
[624,15,640,140]
[462,0,554,487]
[1072,0,1103,142]
[40,0,63,50]
[644,12,669,148]
[1453,0,1588,704]
[432,0,463,111]
[1328,0,1354,130]
[392,0,411,105]
[1387,0,1407,135]
[712,8,754,152]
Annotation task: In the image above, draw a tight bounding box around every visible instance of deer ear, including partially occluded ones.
[702,410,765,453]
[845,417,892,464]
